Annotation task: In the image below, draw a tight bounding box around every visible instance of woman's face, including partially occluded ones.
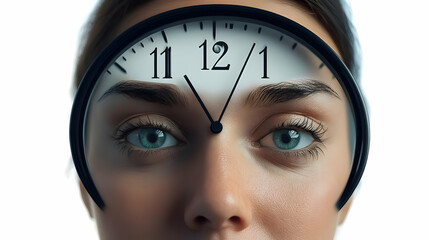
[80,0,353,239]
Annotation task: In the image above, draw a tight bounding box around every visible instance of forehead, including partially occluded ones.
[89,0,347,103]
[90,12,346,106]
[116,0,341,57]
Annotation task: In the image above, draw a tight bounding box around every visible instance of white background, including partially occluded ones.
[0,0,428,239]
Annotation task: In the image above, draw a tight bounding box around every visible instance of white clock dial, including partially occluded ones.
[91,17,338,127]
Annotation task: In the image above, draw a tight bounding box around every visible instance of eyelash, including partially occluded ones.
[112,117,174,157]
[264,117,327,161]
[274,117,326,142]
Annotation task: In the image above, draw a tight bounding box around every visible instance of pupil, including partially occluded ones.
[147,132,158,143]
[281,132,292,144]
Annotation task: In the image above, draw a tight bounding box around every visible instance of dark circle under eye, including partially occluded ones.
[127,128,178,149]
[273,129,300,150]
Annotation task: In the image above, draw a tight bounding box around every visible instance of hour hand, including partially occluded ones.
[183,75,223,133]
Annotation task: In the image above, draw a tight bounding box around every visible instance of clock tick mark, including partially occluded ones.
[229,23,234,29]
[213,21,216,40]
[150,37,154,42]
[225,23,228,28]
[161,30,168,43]
[114,62,127,74]
[292,42,297,50]
[140,42,144,48]
[200,22,203,30]
[132,48,136,53]
[106,70,111,75]
[183,24,187,32]
[258,27,262,34]
[122,56,127,61]
[319,63,325,69]
[244,24,248,31]
[280,36,283,41]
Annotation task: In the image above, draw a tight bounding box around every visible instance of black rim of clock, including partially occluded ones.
[70,4,370,211]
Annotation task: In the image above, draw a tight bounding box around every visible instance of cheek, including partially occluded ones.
[252,143,350,238]
[254,170,345,239]
[93,171,183,239]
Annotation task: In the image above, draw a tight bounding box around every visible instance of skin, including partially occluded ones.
[80,0,354,239]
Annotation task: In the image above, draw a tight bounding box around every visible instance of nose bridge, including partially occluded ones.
[184,134,252,231]
[203,134,240,188]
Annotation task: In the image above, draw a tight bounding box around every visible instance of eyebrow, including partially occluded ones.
[98,81,187,106]
[245,80,340,107]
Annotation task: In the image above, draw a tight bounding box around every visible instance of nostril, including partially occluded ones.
[229,216,241,224]
[195,216,210,225]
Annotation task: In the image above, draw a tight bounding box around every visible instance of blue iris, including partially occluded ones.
[136,128,166,149]
[272,129,300,150]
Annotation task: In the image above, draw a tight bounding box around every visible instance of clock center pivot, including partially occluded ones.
[210,121,223,134]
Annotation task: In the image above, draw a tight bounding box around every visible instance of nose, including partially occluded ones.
[183,136,252,232]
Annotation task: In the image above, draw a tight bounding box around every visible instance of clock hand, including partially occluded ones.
[218,43,256,122]
[184,75,223,133]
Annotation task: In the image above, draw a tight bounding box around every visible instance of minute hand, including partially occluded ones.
[218,43,256,122]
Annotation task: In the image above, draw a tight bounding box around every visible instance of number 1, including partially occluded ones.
[259,46,269,79]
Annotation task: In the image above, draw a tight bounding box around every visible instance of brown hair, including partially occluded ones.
[74,0,359,90]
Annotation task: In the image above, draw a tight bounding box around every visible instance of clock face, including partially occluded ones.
[90,17,340,131]
[71,5,369,210]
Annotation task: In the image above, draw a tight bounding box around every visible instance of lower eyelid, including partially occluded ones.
[251,142,325,168]
[116,140,187,167]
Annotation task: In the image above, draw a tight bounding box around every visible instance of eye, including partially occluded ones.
[260,128,314,151]
[126,127,178,149]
